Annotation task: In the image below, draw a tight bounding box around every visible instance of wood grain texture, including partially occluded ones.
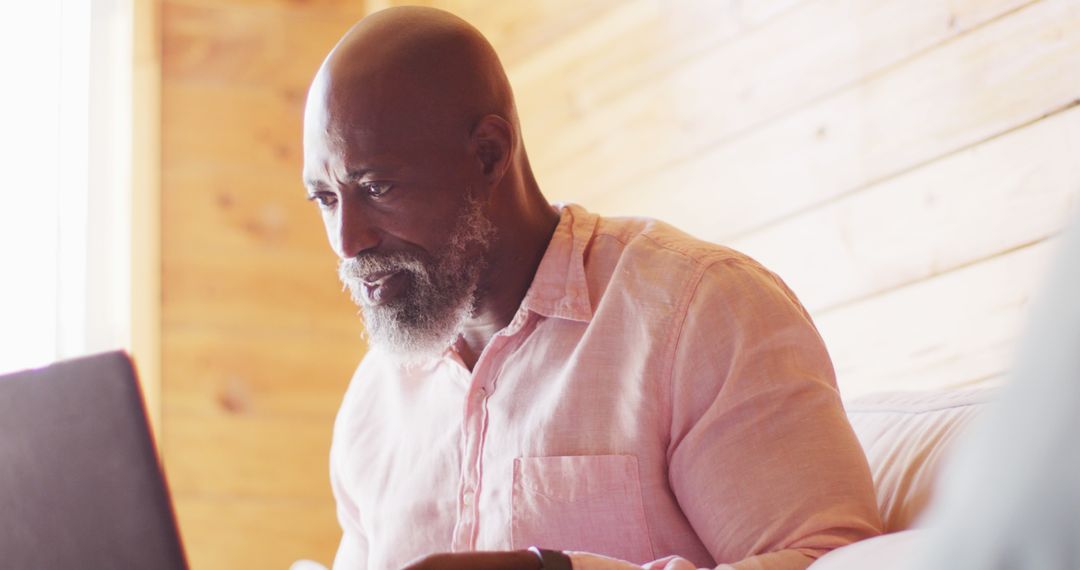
[163,1,358,89]
[730,104,1080,314]
[613,0,1078,238]
[162,248,359,335]
[508,0,804,171]
[524,0,1036,206]
[163,326,361,418]
[174,497,339,569]
[162,81,306,170]
[575,0,1079,241]
[377,0,631,67]
[164,412,336,500]
[817,240,1056,399]
[162,163,329,258]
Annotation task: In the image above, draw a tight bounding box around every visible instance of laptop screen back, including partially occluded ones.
[0,351,187,569]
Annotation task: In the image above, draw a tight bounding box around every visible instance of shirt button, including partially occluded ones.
[463,490,474,506]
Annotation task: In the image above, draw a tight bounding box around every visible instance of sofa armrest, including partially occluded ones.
[809,530,924,570]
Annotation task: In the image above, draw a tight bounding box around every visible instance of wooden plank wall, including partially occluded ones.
[389,0,1080,398]
[160,0,366,567]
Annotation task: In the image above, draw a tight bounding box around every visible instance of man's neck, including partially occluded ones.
[456,198,560,371]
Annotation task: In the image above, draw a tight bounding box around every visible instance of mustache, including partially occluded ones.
[338,251,428,284]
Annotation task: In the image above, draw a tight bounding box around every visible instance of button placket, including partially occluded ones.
[454,374,491,549]
[453,322,528,550]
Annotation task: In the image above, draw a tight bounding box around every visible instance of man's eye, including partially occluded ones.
[307,193,338,208]
[361,181,393,198]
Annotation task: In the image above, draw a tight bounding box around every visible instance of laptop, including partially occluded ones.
[0,351,188,569]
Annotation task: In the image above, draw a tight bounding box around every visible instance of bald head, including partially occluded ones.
[306,6,518,150]
[303,8,559,361]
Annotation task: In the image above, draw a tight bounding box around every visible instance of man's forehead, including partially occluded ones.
[302,118,443,188]
[309,79,450,144]
[304,84,410,165]
[302,55,468,184]
[304,116,447,166]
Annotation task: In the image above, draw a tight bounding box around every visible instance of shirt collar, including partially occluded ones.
[519,203,598,323]
[429,203,597,372]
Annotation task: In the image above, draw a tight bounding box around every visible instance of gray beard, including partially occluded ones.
[337,193,496,364]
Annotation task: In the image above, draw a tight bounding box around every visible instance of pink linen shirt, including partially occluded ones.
[329,204,882,570]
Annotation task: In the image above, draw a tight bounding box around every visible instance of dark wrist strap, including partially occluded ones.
[527,546,572,570]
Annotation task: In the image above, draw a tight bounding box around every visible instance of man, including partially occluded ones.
[302,7,881,570]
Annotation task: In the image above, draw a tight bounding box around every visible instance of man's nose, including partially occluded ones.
[336,202,381,259]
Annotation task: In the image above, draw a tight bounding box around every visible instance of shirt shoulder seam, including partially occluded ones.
[660,253,739,449]
[637,226,746,264]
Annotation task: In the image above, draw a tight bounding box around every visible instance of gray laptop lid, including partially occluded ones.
[0,351,187,569]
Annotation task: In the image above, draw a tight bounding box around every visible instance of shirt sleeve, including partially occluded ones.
[575,257,882,570]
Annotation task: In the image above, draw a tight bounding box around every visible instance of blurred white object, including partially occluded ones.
[913,206,1080,569]
[290,560,328,570]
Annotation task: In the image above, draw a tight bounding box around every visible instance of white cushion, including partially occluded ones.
[808,529,924,569]
[845,387,993,532]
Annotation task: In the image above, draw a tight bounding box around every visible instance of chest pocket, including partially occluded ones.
[511,454,654,563]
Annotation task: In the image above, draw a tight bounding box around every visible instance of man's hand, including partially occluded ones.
[401,550,543,570]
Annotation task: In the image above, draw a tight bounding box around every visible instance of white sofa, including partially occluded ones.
[809,386,994,568]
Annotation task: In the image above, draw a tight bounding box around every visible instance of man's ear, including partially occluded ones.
[470,114,515,186]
